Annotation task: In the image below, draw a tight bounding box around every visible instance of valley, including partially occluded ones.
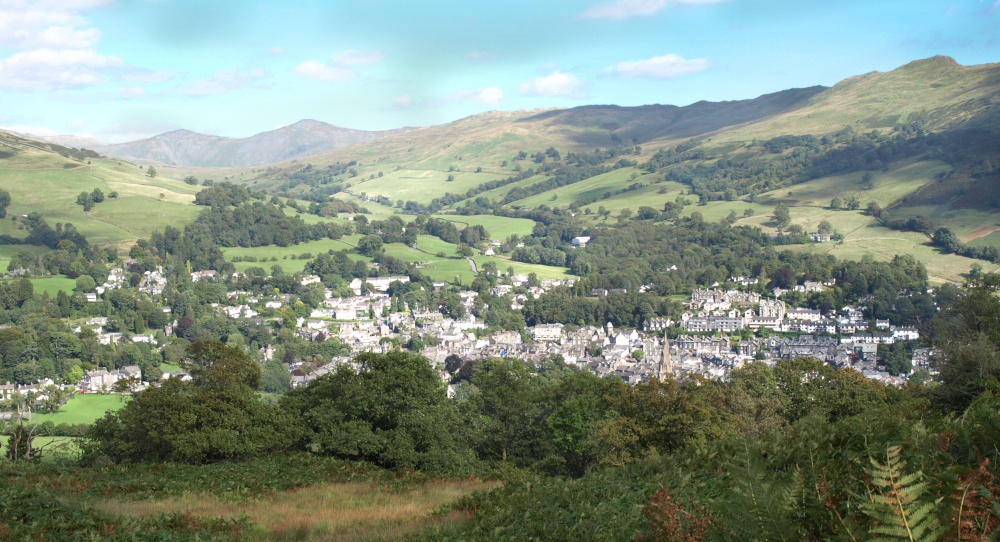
[2,54,1000,542]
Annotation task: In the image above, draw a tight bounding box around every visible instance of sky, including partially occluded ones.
[0,0,998,143]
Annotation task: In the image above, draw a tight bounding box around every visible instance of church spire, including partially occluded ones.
[659,332,672,381]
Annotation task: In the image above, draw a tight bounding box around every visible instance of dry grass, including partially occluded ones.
[93,479,497,542]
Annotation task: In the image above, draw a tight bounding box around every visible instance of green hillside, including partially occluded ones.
[0,131,201,252]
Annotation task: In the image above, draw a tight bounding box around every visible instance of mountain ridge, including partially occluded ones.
[41,120,417,168]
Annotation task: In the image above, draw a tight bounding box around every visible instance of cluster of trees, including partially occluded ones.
[192,182,256,207]
[192,201,352,248]
[660,124,934,202]
[932,226,1000,263]
[277,160,357,193]
[75,188,115,211]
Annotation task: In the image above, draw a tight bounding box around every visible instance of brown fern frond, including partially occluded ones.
[953,457,1000,542]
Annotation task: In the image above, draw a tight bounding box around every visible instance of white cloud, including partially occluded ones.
[578,0,723,20]
[294,60,354,83]
[264,46,285,56]
[0,1,125,92]
[0,48,122,91]
[117,85,144,98]
[0,123,57,137]
[175,69,267,96]
[333,49,383,67]
[518,71,581,97]
[0,11,95,48]
[607,53,709,78]
[451,86,504,105]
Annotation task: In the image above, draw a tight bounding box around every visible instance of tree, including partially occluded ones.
[866,201,883,218]
[76,191,93,211]
[262,360,291,393]
[280,350,476,473]
[830,197,843,210]
[86,340,303,464]
[0,189,10,218]
[770,266,796,289]
[183,176,199,185]
[467,358,544,465]
[932,227,962,254]
[847,196,861,210]
[772,203,791,230]
[817,220,832,235]
[146,165,157,178]
[860,171,875,189]
[90,188,104,203]
[933,273,1000,410]
[356,235,383,256]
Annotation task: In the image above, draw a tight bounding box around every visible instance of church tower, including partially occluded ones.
[659,332,673,381]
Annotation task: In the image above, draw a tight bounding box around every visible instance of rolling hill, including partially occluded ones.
[2,56,998,283]
[0,130,201,255]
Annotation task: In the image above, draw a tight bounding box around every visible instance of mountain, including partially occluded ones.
[46,120,416,168]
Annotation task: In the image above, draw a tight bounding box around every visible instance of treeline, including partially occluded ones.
[932,226,1000,262]
[657,123,934,202]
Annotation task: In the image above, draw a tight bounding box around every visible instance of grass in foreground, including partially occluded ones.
[0,454,497,542]
[93,479,496,542]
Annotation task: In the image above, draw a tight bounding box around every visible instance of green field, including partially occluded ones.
[431,214,539,239]
[348,168,502,205]
[28,275,77,296]
[509,167,653,208]
[29,393,129,425]
[224,236,366,273]
[413,235,461,257]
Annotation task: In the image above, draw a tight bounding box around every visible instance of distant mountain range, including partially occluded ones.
[40,120,416,168]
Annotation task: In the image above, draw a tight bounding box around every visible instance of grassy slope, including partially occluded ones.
[0,134,201,251]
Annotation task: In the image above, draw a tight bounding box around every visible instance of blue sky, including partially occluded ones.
[1,0,998,142]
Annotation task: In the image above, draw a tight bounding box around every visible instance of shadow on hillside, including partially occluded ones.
[517,86,827,147]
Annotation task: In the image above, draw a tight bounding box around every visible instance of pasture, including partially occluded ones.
[28,275,77,296]
[29,393,129,426]
[431,214,539,239]
[0,155,201,248]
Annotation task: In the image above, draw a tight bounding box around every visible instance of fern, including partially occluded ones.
[862,445,946,542]
[712,445,802,541]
